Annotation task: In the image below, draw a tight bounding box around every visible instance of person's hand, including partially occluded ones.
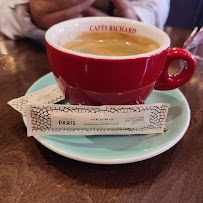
[83,0,139,21]
[83,7,109,17]
[29,0,95,29]
[111,0,139,20]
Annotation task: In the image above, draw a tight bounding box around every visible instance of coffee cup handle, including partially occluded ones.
[154,47,196,90]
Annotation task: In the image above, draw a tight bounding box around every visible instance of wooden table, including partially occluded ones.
[0,27,202,203]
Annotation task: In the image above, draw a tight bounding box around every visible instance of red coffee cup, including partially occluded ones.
[45,17,196,105]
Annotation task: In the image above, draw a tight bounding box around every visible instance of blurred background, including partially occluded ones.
[166,0,203,29]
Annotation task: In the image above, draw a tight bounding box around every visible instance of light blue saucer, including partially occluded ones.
[23,72,190,164]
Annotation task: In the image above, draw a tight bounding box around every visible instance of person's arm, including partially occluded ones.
[0,0,45,44]
[130,0,170,29]
[0,0,95,45]
[29,0,95,29]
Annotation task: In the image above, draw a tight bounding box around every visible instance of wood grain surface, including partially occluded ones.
[0,27,202,203]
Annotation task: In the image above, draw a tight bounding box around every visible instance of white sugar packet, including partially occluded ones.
[26,103,170,136]
[8,84,65,116]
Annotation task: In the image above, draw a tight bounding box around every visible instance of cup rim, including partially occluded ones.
[45,17,170,60]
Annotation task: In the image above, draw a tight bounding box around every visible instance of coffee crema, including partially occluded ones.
[63,31,160,56]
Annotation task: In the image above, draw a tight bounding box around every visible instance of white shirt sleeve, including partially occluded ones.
[0,0,45,44]
[131,0,170,29]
